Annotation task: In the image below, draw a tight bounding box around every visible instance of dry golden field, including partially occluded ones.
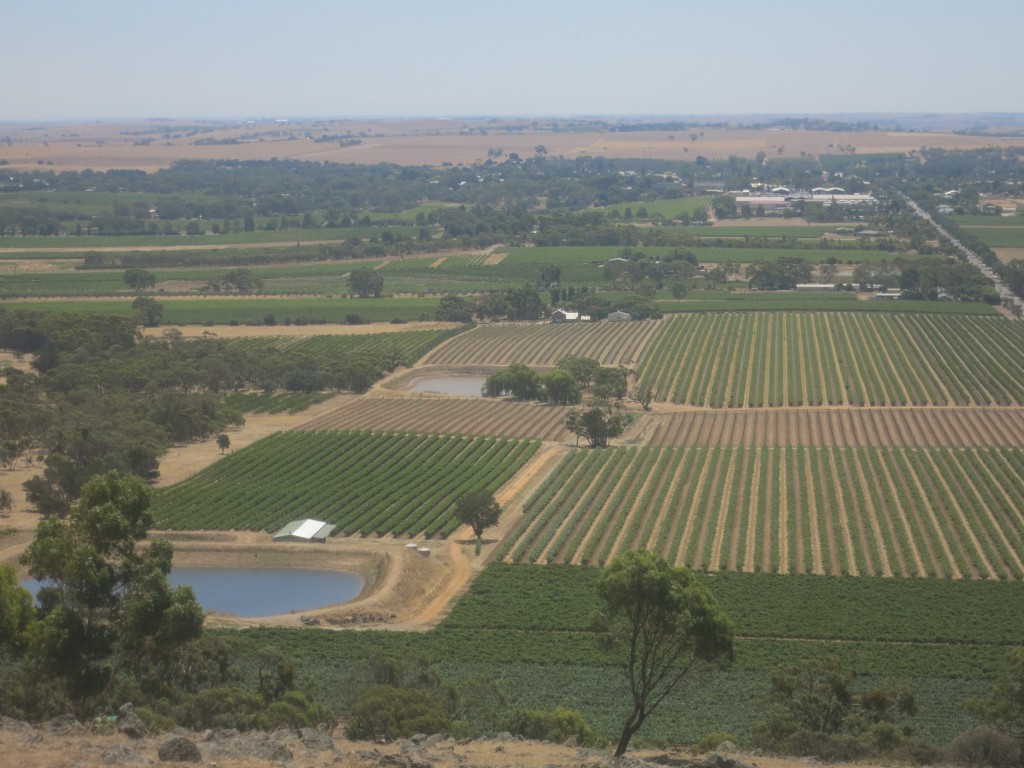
[4,117,1024,171]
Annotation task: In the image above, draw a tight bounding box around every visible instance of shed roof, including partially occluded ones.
[273,519,337,542]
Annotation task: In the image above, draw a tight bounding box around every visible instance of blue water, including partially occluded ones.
[410,376,486,396]
[23,567,364,618]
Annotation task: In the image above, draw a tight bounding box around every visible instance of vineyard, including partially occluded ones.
[218,328,464,367]
[645,407,1024,447]
[419,320,663,367]
[152,430,539,537]
[637,312,1024,406]
[496,445,1024,579]
[298,396,572,441]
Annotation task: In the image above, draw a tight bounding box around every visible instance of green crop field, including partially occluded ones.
[152,430,539,536]
[962,226,1024,248]
[218,563,1014,744]
[704,224,851,239]
[497,444,1024,579]
[218,328,461,366]
[638,312,1023,406]
[595,196,713,219]
[0,296,443,323]
[656,291,997,314]
[0,226,419,250]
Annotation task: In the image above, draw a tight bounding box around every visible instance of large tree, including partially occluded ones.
[348,267,385,298]
[565,401,632,448]
[595,550,734,756]
[454,490,502,555]
[20,470,204,720]
[123,268,156,293]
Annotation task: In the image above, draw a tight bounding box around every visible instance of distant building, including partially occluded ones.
[606,310,633,321]
[550,309,579,323]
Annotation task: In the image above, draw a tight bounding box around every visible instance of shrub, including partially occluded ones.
[948,726,1021,768]
[507,706,602,746]
[345,685,450,741]
[696,731,739,752]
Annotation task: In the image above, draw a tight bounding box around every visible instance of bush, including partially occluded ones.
[696,731,739,752]
[345,685,450,741]
[948,726,1021,768]
[133,705,177,734]
[507,706,602,746]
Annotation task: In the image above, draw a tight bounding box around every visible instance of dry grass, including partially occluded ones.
[5,119,1024,171]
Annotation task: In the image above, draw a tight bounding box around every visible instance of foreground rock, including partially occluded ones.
[0,719,831,768]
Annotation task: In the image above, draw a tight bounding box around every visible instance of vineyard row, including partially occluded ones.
[420,320,664,367]
[638,313,1024,407]
[153,430,539,537]
[297,396,571,442]
[497,445,1024,580]
[645,407,1024,448]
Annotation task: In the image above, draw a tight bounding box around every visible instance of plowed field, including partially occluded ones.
[297,396,572,442]
[420,320,663,367]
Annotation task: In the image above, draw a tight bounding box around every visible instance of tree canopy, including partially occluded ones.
[19,470,204,720]
[348,267,385,298]
[595,550,734,756]
[454,489,502,555]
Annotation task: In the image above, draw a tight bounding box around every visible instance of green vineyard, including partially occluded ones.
[153,430,539,537]
[638,312,1024,407]
[219,328,465,366]
[498,445,1024,579]
[420,320,663,367]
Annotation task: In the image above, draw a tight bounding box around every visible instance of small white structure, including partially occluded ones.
[550,309,580,323]
[795,284,837,292]
[272,519,337,542]
[606,310,632,321]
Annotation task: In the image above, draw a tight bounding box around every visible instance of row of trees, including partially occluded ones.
[0,307,418,517]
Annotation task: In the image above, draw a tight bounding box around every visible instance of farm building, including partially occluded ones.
[272,519,337,542]
[606,310,632,321]
[550,309,591,323]
[795,284,837,292]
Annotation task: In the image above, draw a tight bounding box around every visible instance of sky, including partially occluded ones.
[5,0,1021,121]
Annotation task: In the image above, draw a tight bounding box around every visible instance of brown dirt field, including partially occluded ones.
[995,246,1024,264]
[6,119,1024,172]
[142,320,459,340]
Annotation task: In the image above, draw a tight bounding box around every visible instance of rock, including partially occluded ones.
[716,742,738,754]
[158,736,202,763]
[691,753,756,768]
[494,731,513,742]
[563,734,581,747]
[42,714,82,735]
[100,744,147,765]
[116,704,149,740]
[299,726,334,751]
[252,739,293,762]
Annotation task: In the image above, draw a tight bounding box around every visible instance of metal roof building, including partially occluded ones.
[272,519,337,542]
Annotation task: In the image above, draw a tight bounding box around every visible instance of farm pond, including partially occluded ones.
[408,375,486,396]
[23,567,364,618]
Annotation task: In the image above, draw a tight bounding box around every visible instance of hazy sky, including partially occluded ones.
[6,0,1020,121]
